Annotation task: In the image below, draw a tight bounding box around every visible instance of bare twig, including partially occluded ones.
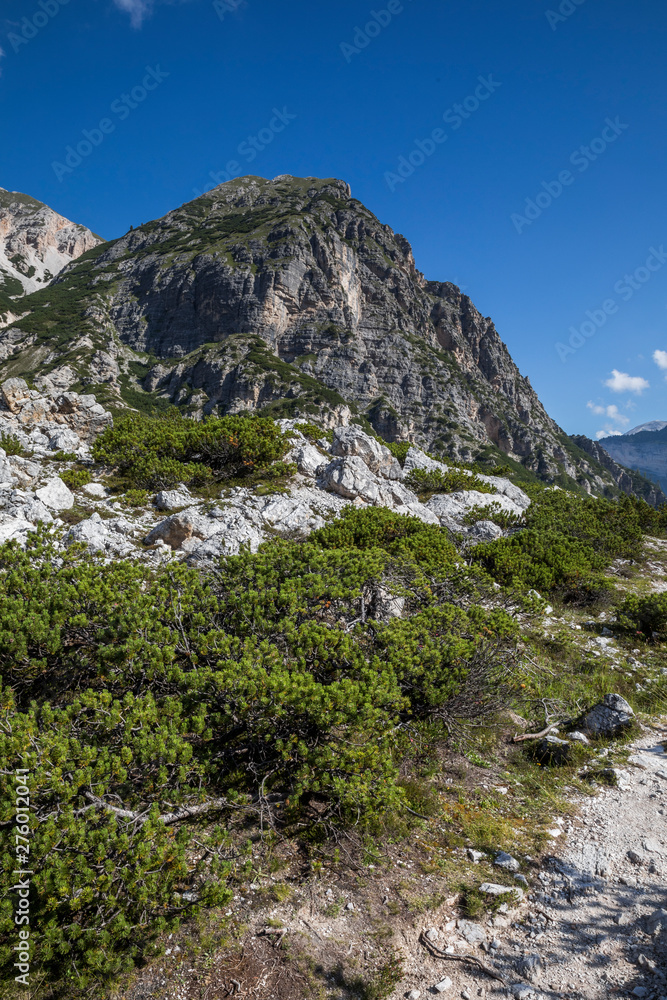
[419,933,508,985]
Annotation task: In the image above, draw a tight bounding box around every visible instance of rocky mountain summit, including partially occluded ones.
[0,175,661,502]
[0,189,102,318]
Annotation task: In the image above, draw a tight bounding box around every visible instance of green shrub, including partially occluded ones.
[0,509,514,992]
[463,502,524,530]
[52,449,78,462]
[405,466,496,499]
[385,440,411,466]
[119,488,151,507]
[0,432,24,456]
[472,489,643,602]
[91,411,290,490]
[60,468,93,490]
[617,592,667,641]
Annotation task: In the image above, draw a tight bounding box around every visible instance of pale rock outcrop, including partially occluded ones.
[35,478,74,511]
[155,487,193,511]
[0,379,112,455]
[321,456,383,504]
[83,482,107,498]
[426,490,525,535]
[0,488,53,524]
[65,512,138,559]
[331,426,402,480]
[290,443,328,478]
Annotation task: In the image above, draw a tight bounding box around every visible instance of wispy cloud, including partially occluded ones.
[595,427,623,440]
[113,0,153,27]
[587,401,630,426]
[604,369,649,394]
[653,349,667,371]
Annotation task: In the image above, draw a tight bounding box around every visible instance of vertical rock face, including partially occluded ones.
[0,188,103,298]
[0,174,661,500]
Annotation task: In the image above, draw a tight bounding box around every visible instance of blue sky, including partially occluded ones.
[1,0,666,440]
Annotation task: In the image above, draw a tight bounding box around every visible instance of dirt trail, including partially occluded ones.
[406,723,667,1000]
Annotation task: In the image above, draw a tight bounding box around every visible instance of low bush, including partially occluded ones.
[471,489,644,603]
[405,466,496,499]
[0,432,24,456]
[91,411,290,490]
[60,468,93,490]
[617,592,667,641]
[462,502,524,530]
[0,509,515,992]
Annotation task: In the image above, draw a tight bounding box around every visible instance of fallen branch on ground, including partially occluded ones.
[419,933,508,986]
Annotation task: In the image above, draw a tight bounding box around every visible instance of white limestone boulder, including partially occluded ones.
[35,477,74,511]
[331,426,402,480]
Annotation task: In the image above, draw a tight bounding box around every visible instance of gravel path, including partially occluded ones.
[477,723,667,1000]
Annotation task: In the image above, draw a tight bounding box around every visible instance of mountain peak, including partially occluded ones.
[0,175,662,502]
[0,190,102,299]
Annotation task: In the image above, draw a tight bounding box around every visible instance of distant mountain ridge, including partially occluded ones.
[0,188,102,316]
[599,422,667,494]
[626,420,667,436]
[0,174,663,504]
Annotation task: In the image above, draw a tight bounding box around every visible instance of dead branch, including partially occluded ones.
[511,723,559,744]
[419,933,508,985]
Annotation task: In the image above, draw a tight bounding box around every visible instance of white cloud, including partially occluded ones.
[586,401,630,426]
[113,0,154,27]
[604,369,650,394]
[595,428,623,440]
[653,349,667,371]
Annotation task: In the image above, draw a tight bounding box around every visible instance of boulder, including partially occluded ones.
[495,851,520,872]
[154,487,193,511]
[48,428,81,452]
[467,519,503,541]
[35,478,74,511]
[331,426,402,479]
[65,513,138,558]
[83,482,108,498]
[402,446,450,477]
[0,378,31,413]
[144,508,215,550]
[456,919,488,946]
[581,693,634,737]
[320,456,382,503]
[535,734,570,766]
[290,442,328,478]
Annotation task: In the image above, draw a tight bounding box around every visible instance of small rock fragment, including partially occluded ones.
[425,927,439,942]
[407,992,421,1000]
[519,953,543,982]
[434,978,452,993]
[627,849,643,865]
[467,849,485,864]
[495,851,520,872]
